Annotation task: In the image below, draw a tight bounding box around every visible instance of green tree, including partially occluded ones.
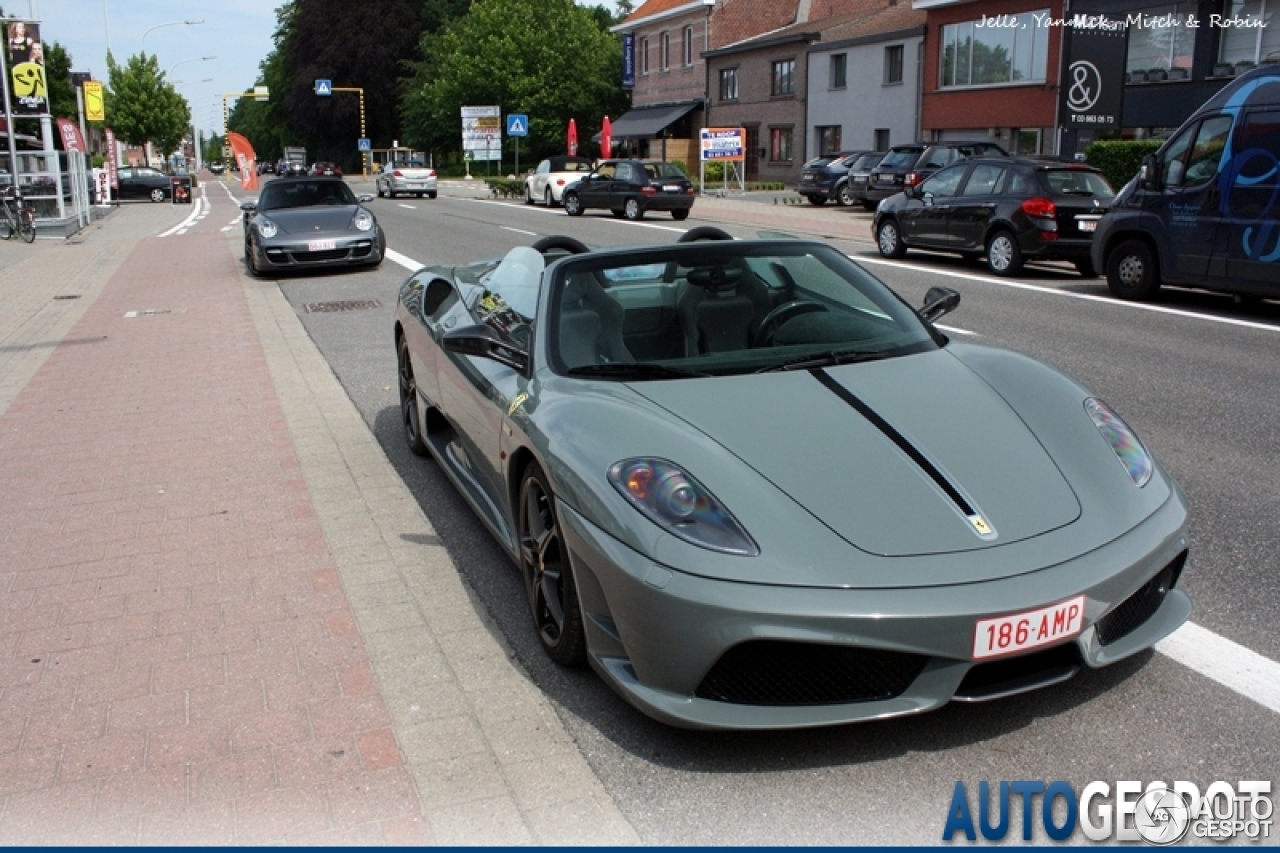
[227,3,299,161]
[400,0,629,162]
[43,42,77,120]
[106,52,191,157]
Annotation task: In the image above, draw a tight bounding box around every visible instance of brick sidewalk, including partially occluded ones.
[0,229,428,844]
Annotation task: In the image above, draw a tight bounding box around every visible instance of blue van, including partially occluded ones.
[1092,63,1280,301]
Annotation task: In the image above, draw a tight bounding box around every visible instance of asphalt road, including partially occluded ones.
[221,178,1280,844]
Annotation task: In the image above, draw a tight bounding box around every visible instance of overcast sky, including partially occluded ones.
[20,0,622,139]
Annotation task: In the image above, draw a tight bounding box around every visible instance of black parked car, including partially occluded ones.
[112,166,171,202]
[844,151,888,209]
[865,141,1008,208]
[798,150,874,206]
[873,156,1114,277]
[562,159,695,221]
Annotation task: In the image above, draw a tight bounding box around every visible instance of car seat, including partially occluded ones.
[676,263,772,355]
[557,273,633,367]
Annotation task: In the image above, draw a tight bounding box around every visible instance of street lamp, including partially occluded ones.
[142,20,204,50]
[168,56,216,77]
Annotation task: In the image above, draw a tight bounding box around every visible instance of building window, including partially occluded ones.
[683,26,694,66]
[1218,0,1279,66]
[884,45,904,85]
[770,127,793,161]
[815,126,842,156]
[940,10,1049,87]
[719,68,738,101]
[1127,1,1198,74]
[640,37,649,75]
[661,31,670,71]
[831,53,847,89]
[874,128,891,150]
[771,60,796,96]
[1016,129,1041,154]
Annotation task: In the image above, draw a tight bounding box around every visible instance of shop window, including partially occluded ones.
[1126,1,1197,75]
[1218,0,1278,66]
[940,10,1049,87]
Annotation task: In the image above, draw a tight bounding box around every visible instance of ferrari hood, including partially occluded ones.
[261,206,361,235]
[628,350,1081,557]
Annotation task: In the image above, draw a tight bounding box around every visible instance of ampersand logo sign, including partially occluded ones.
[1067,60,1102,113]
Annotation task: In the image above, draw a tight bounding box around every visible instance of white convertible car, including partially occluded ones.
[524,155,594,207]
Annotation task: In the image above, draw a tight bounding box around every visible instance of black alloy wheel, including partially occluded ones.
[517,461,586,667]
[563,192,583,216]
[397,337,429,457]
[1105,239,1161,300]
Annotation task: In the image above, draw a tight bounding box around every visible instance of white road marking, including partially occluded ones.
[221,225,235,232]
[157,192,206,237]
[228,217,241,226]
[854,255,1280,335]
[383,240,1280,717]
[501,226,537,236]
[398,203,416,210]
[463,197,687,232]
[1157,622,1280,716]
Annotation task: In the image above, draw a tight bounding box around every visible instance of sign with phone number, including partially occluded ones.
[701,128,745,161]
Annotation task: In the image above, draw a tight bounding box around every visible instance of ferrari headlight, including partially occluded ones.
[353,209,374,232]
[608,458,759,556]
[1085,398,1152,487]
[256,217,277,239]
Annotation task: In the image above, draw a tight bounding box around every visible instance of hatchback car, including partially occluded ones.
[874,157,1114,276]
[563,159,695,221]
[376,161,438,199]
[798,150,873,206]
[525,155,595,206]
[844,151,887,209]
[866,142,1008,207]
[113,166,171,202]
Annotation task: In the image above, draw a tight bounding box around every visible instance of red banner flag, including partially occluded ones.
[104,128,119,189]
[56,118,87,153]
[227,131,260,191]
[601,116,612,160]
[567,118,578,157]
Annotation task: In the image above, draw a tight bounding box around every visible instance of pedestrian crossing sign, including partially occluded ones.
[315,79,332,96]
[506,114,528,137]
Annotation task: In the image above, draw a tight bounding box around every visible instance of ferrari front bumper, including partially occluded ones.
[558,489,1190,730]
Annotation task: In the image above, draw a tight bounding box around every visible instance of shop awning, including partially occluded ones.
[598,102,701,139]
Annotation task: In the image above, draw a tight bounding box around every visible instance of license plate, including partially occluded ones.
[307,239,337,251]
[973,596,1085,660]
[1077,219,1098,232]
[663,184,681,192]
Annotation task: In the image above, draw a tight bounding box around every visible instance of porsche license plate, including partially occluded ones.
[973,596,1085,660]
[307,239,337,251]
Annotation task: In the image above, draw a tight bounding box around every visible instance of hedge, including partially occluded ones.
[1085,139,1163,191]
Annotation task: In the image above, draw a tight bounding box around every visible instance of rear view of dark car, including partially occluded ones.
[873,156,1114,276]
[845,151,887,209]
[866,141,1008,208]
[799,151,873,206]
[562,159,695,221]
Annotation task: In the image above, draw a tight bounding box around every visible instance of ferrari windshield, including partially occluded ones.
[550,242,938,377]
[257,179,358,211]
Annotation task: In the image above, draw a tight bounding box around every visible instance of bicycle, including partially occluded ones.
[0,186,37,243]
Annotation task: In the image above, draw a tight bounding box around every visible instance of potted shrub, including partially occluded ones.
[1147,67,1168,81]
[1213,62,1235,77]
[1128,69,1148,83]
[1167,67,1189,80]
[1235,60,1256,76]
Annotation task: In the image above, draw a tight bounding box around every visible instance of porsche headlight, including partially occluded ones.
[256,217,277,239]
[353,209,374,232]
[1085,398,1152,487]
[608,458,759,556]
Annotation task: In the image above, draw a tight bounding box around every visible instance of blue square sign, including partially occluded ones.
[315,79,332,96]
[506,114,528,137]
[358,138,371,151]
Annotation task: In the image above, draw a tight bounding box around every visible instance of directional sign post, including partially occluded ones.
[314,79,332,96]
[506,114,528,176]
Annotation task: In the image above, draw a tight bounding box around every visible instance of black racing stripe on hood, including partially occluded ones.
[809,368,976,517]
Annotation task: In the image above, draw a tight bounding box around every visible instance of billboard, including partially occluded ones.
[461,105,502,161]
[1057,15,1128,131]
[5,20,49,117]
[700,128,746,161]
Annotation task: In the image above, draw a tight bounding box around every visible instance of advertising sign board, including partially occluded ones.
[461,105,502,161]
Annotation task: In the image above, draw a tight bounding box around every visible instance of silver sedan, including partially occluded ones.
[376,162,438,199]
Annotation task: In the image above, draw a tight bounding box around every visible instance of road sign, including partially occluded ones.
[506,114,528,137]
[358,138,371,152]
[222,145,232,159]
[315,79,332,96]
[253,85,269,102]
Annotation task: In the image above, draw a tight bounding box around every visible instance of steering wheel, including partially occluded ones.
[753,300,828,347]
[531,234,590,255]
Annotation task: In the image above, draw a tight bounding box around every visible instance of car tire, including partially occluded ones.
[376,184,384,198]
[545,188,556,208]
[623,198,644,220]
[806,195,827,207]
[671,209,690,221]
[397,336,430,458]
[837,184,855,207]
[149,188,166,203]
[517,460,586,667]
[244,240,261,278]
[563,192,583,216]
[1105,239,1161,300]
[1074,258,1098,278]
[427,191,437,199]
[986,230,1024,276]
[876,218,907,259]
[524,185,534,205]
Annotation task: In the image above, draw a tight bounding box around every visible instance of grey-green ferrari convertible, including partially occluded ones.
[393,228,1190,730]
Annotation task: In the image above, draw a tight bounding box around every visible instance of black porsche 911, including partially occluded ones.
[239,177,385,277]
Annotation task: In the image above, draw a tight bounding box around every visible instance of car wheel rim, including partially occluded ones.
[989,236,1013,271]
[625,200,639,218]
[565,195,578,214]
[151,189,164,202]
[1117,255,1144,287]
[398,343,421,445]
[878,224,897,255]
[520,478,566,646]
